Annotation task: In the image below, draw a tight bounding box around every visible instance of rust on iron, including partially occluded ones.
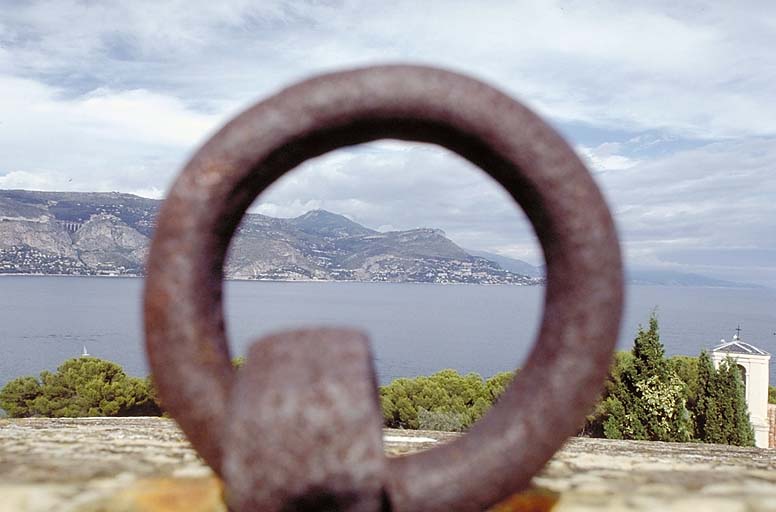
[144,64,624,511]
[223,328,386,511]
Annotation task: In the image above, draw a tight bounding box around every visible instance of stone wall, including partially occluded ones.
[4,418,776,511]
[769,403,776,448]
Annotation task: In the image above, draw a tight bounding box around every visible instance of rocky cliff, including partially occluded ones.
[0,190,539,285]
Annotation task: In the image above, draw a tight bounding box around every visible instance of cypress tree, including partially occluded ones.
[716,357,754,446]
[694,351,716,441]
[690,353,754,446]
[631,314,669,380]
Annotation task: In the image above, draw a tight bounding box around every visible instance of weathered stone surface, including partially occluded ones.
[537,436,776,511]
[2,417,776,511]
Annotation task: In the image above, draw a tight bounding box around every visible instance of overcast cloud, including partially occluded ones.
[1,1,775,286]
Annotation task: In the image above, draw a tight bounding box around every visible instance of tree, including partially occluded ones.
[668,355,699,405]
[0,376,42,417]
[128,376,164,417]
[714,357,754,446]
[631,314,669,379]
[379,369,515,431]
[0,358,161,418]
[693,351,718,441]
[485,371,515,402]
[629,314,692,441]
[687,353,753,446]
[583,351,632,438]
[583,315,755,447]
[417,408,466,431]
[584,314,691,442]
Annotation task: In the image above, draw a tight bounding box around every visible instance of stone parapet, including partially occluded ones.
[3,417,776,511]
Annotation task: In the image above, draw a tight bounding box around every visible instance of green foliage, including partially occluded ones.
[693,351,717,441]
[632,314,669,379]
[582,351,632,438]
[769,386,776,405]
[0,376,42,418]
[0,326,757,448]
[0,358,161,418]
[585,321,755,447]
[632,373,691,440]
[136,376,165,417]
[693,353,753,446]
[485,371,514,402]
[584,313,692,442]
[715,358,754,446]
[668,355,699,404]
[417,408,466,431]
[379,369,516,431]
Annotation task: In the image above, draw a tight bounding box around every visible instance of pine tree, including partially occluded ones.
[0,376,42,417]
[0,358,161,418]
[379,369,505,431]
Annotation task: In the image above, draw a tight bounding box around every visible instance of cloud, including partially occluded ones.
[1,1,776,285]
[4,1,776,137]
[0,75,219,195]
[255,142,532,251]
[253,134,776,287]
[578,143,640,172]
[596,137,776,286]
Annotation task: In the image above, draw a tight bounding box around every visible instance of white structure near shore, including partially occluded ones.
[712,334,770,448]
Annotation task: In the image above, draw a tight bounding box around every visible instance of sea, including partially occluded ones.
[1,276,775,387]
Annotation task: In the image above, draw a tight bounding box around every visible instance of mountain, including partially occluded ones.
[626,268,758,288]
[469,249,760,289]
[466,249,542,278]
[289,209,377,238]
[0,190,538,285]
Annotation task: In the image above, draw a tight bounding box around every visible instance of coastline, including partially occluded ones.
[0,272,544,286]
[1,272,766,290]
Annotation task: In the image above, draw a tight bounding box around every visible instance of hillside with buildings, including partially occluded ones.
[0,190,539,285]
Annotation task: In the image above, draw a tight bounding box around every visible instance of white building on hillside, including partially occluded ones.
[711,333,770,448]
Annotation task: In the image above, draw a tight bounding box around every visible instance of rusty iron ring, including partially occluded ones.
[144,64,623,511]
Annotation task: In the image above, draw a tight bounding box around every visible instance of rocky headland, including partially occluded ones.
[0,190,539,285]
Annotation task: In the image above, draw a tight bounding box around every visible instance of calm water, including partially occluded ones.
[1,276,775,387]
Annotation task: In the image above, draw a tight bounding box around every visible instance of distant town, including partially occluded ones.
[0,189,758,288]
[0,189,541,284]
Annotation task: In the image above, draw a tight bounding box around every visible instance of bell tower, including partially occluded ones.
[712,331,770,448]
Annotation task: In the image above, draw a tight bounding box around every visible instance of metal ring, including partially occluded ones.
[144,64,623,511]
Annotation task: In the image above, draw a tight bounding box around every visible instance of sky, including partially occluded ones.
[1,1,775,286]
